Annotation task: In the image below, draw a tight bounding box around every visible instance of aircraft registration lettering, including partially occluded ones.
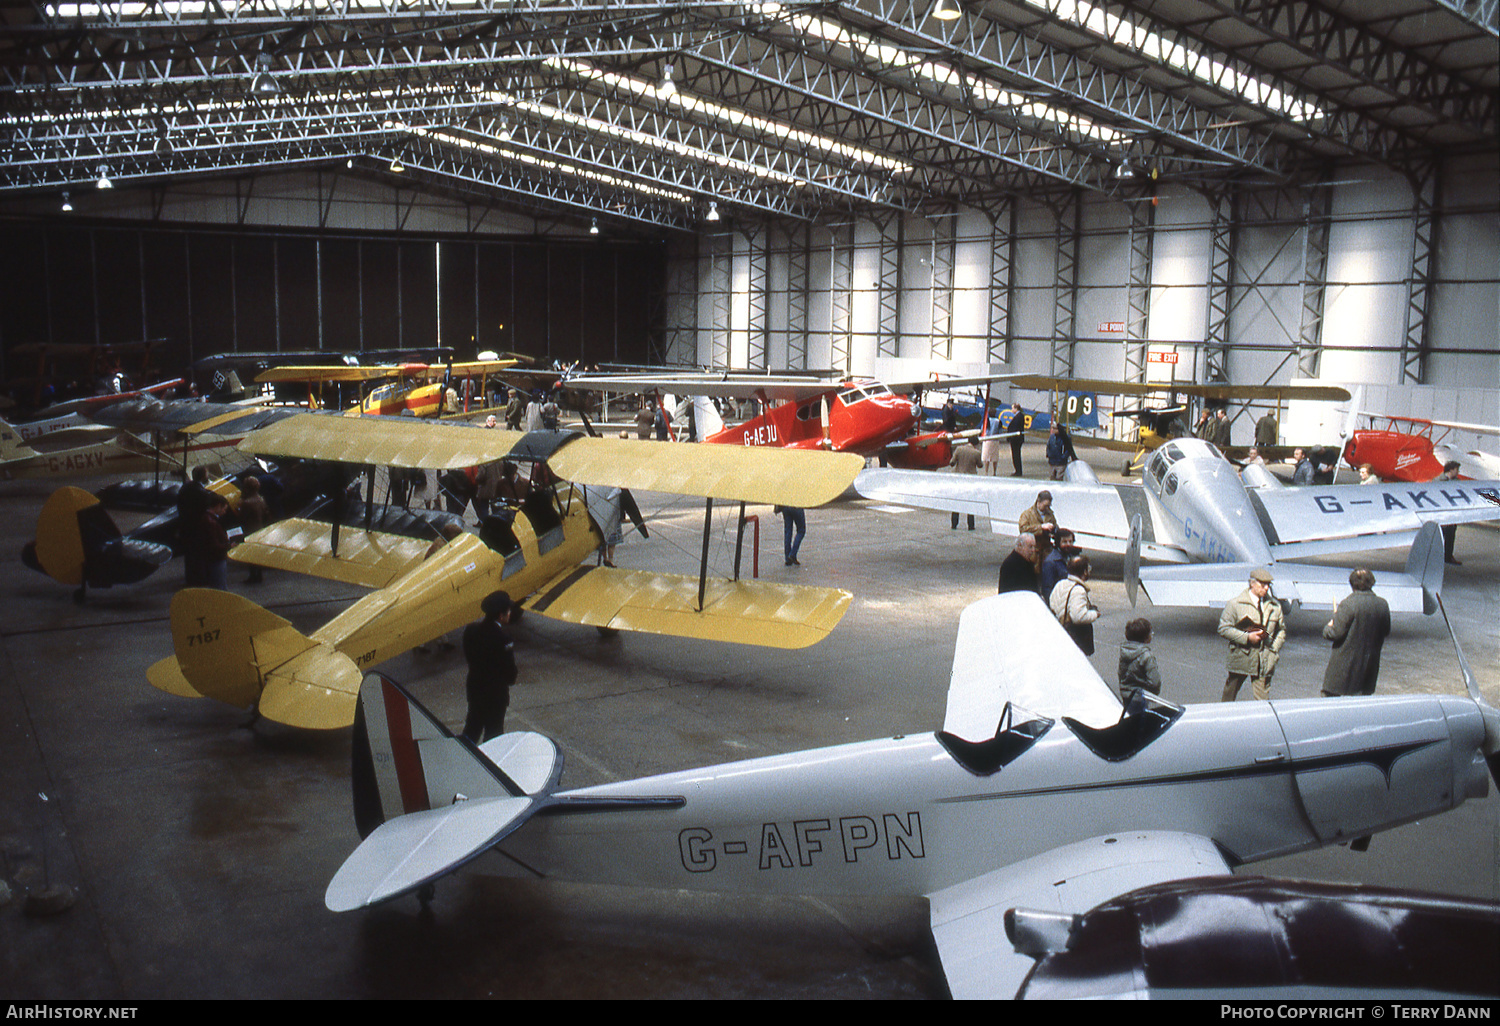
[741,424,779,446]
[46,451,107,473]
[678,813,923,873]
[1315,490,1479,514]
[185,628,220,646]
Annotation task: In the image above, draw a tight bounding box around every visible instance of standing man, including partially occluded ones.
[941,396,958,434]
[1291,447,1315,485]
[998,534,1038,594]
[504,388,526,430]
[1045,422,1069,480]
[1037,526,1080,600]
[1018,490,1058,569]
[1006,403,1025,476]
[1217,568,1287,701]
[1211,408,1232,448]
[462,590,519,743]
[949,437,981,530]
[1255,410,1278,448]
[1321,569,1391,697]
[1437,461,1463,564]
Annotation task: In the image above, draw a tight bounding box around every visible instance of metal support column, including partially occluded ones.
[929,208,957,361]
[746,224,769,371]
[876,214,903,360]
[709,231,732,369]
[1204,188,1237,383]
[1401,161,1440,385]
[1049,191,1082,379]
[1123,194,1156,386]
[1297,177,1334,380]
[987,200,1015,367]
[786,223,811,371]
[829,223,854,374]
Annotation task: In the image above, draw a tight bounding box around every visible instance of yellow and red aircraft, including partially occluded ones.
[255,358,526,418]
[129,405,863,730]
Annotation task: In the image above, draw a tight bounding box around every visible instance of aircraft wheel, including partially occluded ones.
[1122,459,1133,476]
[596,626,620,639]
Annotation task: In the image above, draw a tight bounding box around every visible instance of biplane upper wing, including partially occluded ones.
[1006,376,1352,402]
[239,413,864,508]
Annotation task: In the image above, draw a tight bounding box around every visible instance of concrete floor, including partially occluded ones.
[2,449,1497,1000]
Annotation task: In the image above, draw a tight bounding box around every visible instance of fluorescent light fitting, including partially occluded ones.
[930,0,962,20]
[705,201,720,222]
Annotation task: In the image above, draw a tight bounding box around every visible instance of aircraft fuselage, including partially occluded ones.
[491,692,1488,898]
[708,383,918,456]
[1141,438,1274,564]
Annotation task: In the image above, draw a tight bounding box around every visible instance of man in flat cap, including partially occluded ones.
[1217,567,1286,702]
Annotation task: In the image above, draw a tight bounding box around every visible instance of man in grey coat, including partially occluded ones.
[1321,569,1391,697]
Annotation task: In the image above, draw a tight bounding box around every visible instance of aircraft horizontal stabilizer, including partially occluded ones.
[524,565,852,650]
[165,588,362,727]
[1138,557,1434,614]
[325,794,536,912]
[329,672,558,911]
[232,516,436,590]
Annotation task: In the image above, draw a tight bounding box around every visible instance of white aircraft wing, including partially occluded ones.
[928,831,1231,999]
[1252,478,1500,558]
[855,468,1168,558]
[944,593,1121,738]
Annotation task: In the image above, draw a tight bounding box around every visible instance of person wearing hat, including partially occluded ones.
[461,590,520,743]
[1217,567,1286,702]
[1437,461,1463,564]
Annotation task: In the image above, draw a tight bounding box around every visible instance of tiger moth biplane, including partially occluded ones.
[145,408,864,730]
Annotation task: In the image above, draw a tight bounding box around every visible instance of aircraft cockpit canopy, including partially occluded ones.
[837,382,891,405]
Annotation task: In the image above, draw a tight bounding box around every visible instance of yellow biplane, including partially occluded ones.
[255,357,526,418]
[142,408,864,730]
[1006,375,1352,474]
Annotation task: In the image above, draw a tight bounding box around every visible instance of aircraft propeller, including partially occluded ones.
[1436,593,1500,789]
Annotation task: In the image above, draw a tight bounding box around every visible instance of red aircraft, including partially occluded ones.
[567,372,1012,467]
[1343,413,1500,483]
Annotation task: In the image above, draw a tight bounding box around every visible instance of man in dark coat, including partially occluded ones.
[462,590,519,743]
[1321,569,1391,697]
[998,533,1039,594]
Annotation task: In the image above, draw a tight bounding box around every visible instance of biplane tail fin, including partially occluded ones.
[155,588,364,729]
[328,672,559,911]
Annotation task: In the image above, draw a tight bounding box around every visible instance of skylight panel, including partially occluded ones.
[1028,0,1323,122]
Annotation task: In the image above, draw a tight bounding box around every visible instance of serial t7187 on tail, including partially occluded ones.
[327,592,1500,999]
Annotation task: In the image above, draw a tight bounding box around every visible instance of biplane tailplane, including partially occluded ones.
[0,417,38,462]
[330,672,556,911]
[162,588,363,728]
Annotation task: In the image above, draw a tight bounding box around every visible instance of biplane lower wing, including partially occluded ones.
[524,564,852,650]
[231,503,466,590]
